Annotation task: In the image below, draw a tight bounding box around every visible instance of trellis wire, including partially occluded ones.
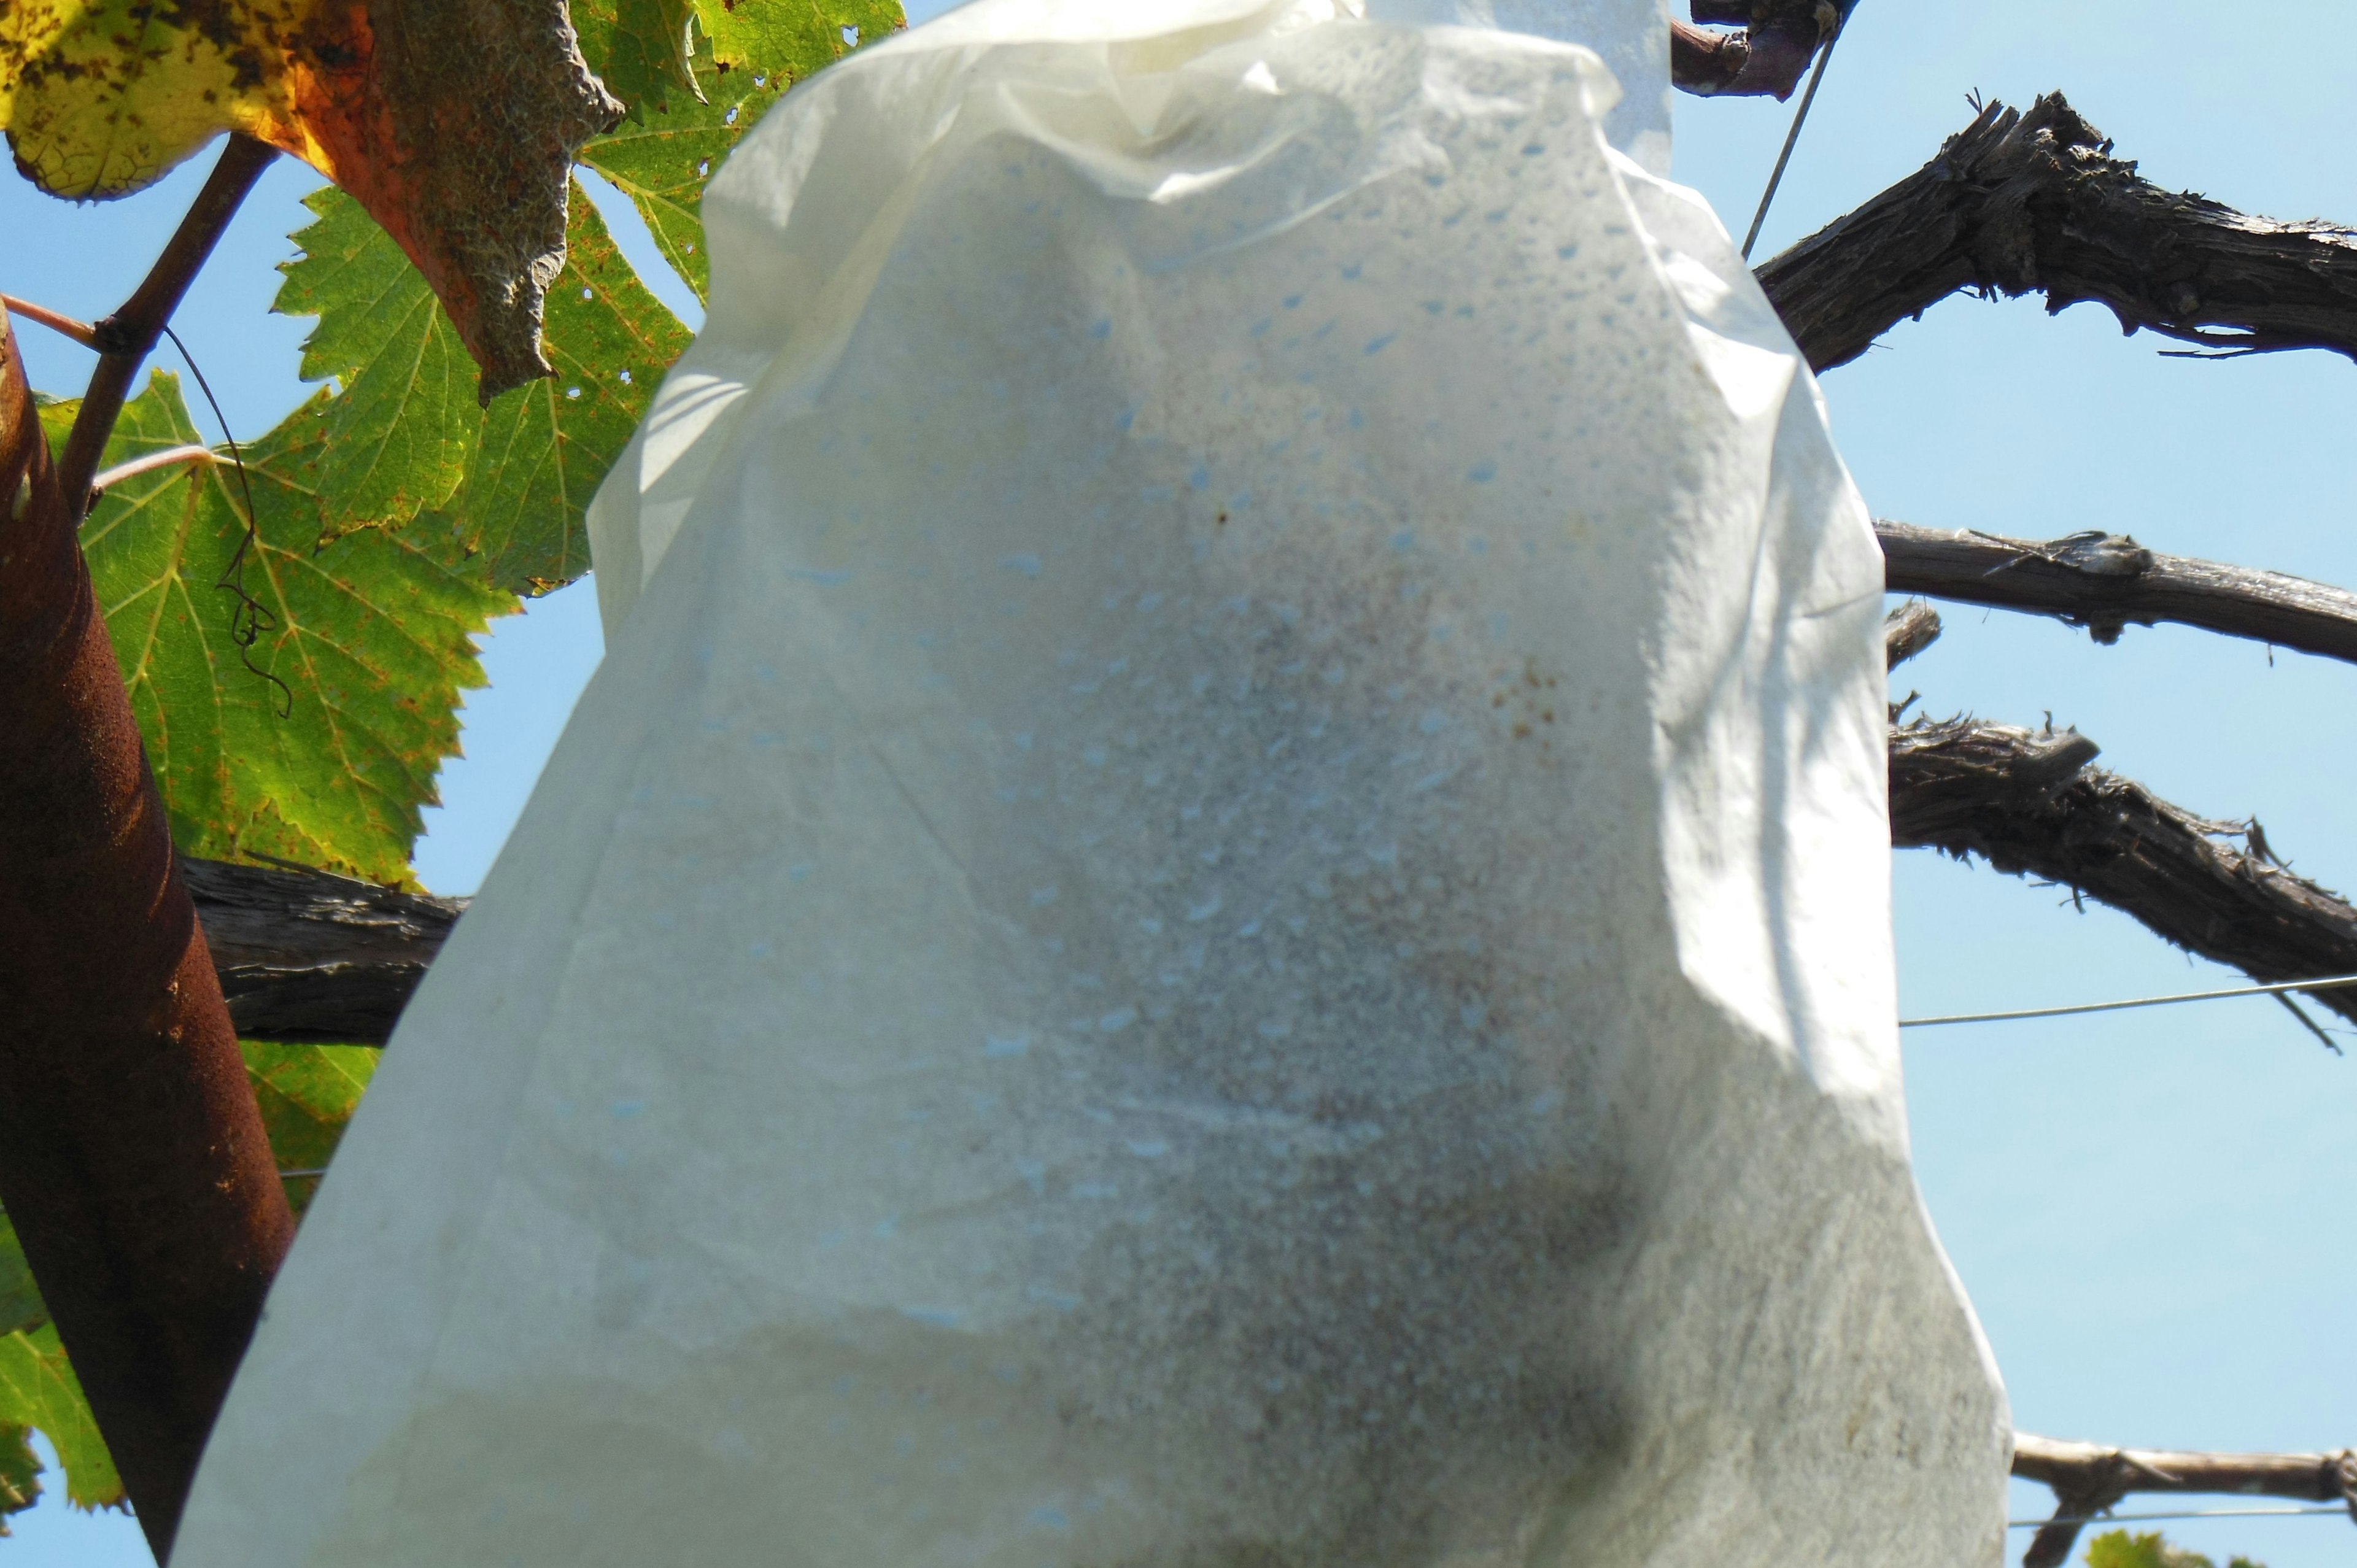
[2008,1505,2350,1528]
[1739,6,1853,260]
[1900,971,2357,1029]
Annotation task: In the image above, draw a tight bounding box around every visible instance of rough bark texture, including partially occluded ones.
[185,857,464,1045]
[0,315,293,1559]
[1879,520,2357,667]
[1754,93,2357,373]
[1889,716,2357,1026]
[2013,1433,2357,1568]
[1883,598,1943,670]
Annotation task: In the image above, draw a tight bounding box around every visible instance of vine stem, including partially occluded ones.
[0,293,99,350]
[88,443,216,493]
[0,131,292,1559]
[52,133,277,516]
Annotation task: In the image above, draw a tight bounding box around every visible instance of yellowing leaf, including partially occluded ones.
[1,0,623,396]
[0,0,307,196]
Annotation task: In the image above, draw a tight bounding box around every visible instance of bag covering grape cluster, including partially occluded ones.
[174,2,2009,1563]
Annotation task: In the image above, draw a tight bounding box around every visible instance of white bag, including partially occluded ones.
[176,3,2008,1564]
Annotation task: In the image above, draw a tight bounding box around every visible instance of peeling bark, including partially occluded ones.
[1754,94,2357,373]
[1889,716,2357,1027]
[185,857,463,1045]
[1878,519,2357,668]
[2013,1433,2357,1568]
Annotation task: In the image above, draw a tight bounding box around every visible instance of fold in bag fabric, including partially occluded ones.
[174,3,2009,1564]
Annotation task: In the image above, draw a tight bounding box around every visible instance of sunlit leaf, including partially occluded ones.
[281,183,691,593]
[0,1326,119,1511]
[576,0,903,300]
[2084,1529,2266,1568]
[274,189,480,541]
[0,1424,37,1532]
[0,1211,41,1344]
[579,0,705,118]
[242,1041,378,1218]
[79,372,511,884]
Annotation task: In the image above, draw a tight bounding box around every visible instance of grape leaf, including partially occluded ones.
[77,372,511,884]
[0,1326,119,1511]
[1,1191,72,1523]
[1,0,622,396]
[0,1424,37,1532]
[0,1213,40,1343]
[577,0,904,301]
[281,181,692,594]
[242,1041,378,1218]
[579,0,705,118]
[2085,1530,2266,1568]
[272,190,481,543]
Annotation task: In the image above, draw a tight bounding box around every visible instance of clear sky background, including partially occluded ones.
[5,2,2355,1562]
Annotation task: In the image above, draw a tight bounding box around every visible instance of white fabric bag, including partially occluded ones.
[175,3,2009,1564]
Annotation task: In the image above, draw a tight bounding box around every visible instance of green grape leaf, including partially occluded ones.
[695,0,900,75]
[455,183,695,592]
[0,1326,120,1511]
[277,184,690,595]
[0,1424,38,1532]
[242,1042,379,1218]
[79,373,512,884]
[577,0,904,301]
[2085,1530,2262,1568]
[275,190,480,543]
[578,0,706,118]
[0,1215,61,1526]
[0,1212,42,1342]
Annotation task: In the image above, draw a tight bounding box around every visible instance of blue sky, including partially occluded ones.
[4,2,2354,1562]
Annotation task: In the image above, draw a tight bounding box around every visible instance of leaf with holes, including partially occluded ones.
[78,372,510,884]
[0,1326,118,1511]
[242,1042,377,1218]
[576,0,903,300]
[279,184,691,593]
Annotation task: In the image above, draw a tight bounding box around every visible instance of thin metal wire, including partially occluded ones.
[2007,1505,2350,1528]
[1739,8,1849,260]
[1900,971,2357,1029]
